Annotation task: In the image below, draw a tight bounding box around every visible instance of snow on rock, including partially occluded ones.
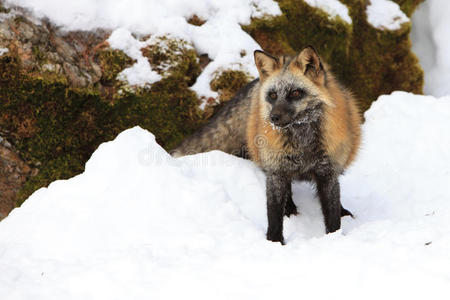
[189,17,262,100]
[366,0,409,30]
[411,0,450,97]
[5,0,281,97]
[304,0,352,24]
[1,91,450,299]
[0,48,9,56]
[107,28,161,87]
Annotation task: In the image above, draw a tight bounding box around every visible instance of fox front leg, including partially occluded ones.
[315,173,341,233]
[284,183,298,217]
[266,172,291,244]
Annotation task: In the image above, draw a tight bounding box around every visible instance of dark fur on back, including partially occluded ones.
[171,79,258,157]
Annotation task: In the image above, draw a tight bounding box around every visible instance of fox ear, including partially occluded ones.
[254,50,280,80]
[293,46,325,84]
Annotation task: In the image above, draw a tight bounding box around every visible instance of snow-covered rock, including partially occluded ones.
[366,0,409,30]
[4,0,281,97]
[304,0,352,23]
[107,28,161,86]
[1,91,450,299]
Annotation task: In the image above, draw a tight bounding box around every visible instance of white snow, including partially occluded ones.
[107,28,161,87]
[411,0,450,97]
[0,9,16,22]
[1,91,450,299]
[366,0,409,30]
[0,47,9,56]
[5,0,281,97]
[304,0,352,24]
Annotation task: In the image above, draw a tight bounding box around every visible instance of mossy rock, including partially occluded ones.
[0,3,10,13]
[210,70,251,103]
[0,42,205,205]
[97,49,134,86]
[245,0,424,112]
[142,36,201,85]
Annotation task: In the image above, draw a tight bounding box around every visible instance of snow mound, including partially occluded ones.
[366,0,409,30]
[411,0,450,97]
[1,91,450,298]
[304,0,352,24]
[5,0,280,96]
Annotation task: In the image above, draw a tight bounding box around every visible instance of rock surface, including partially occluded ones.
[0,136,36,219]
[0,6,110,88]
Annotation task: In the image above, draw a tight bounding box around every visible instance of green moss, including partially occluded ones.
[96,49,134,86]
[13,15,26,24]
[210,70,251,102]
[31,45,47,65]
[245,0,423,112]
[17,153,83,202]
[0,42,205,206]
[244,0,352,63]
[341,0,423,111]
[0,3,10,13]
[142,36,201,85]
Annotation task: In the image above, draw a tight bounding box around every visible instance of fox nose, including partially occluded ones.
[270,114,281,123]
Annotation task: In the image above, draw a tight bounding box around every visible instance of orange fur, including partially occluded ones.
[247,52,361,171]
[247,101,293,167]
[321,77,361,169]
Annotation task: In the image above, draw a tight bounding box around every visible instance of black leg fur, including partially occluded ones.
[266,173,291,244]
[284,183,298,217]
[315,173,341,233]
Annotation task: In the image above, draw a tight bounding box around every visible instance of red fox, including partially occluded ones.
[172,46,361,244]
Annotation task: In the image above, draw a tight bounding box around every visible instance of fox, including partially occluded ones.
[172,46,361,244]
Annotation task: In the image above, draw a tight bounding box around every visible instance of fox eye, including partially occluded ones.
[269,92,277,100]
[290,89,303,98]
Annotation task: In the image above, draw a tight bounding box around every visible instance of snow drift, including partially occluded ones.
[1,91,450,299]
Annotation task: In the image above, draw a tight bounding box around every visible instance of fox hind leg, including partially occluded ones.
[284,188,298,217]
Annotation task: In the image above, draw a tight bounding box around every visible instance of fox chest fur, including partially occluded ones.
[246,91,357,178]
[247,101,325,175]
[245,50,360,180]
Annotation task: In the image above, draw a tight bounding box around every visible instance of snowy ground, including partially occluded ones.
[1,91,450,299]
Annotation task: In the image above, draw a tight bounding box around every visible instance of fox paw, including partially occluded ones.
[284,200,298,217]
[341,206,354,218]
[266,232,285,245]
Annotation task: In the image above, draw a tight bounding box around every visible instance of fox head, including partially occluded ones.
[254,46,331,128]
